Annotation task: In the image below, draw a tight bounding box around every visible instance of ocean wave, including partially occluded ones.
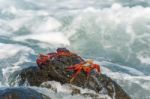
[65,5,150,71]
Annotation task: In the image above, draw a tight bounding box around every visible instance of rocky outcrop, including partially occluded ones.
[0,87,51,99]
[9,53,131,99]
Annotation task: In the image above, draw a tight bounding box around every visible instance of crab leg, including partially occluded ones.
[66,64,81,70]
[66,65,77,71]
[70,67,82,83]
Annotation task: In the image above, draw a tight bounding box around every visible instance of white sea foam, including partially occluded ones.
[137,54,150,65]
[29,17,62,33]
[12,32,70,46]
[2,65,21,86]
[0,6,49,36]
[0,43,35,86]
[65,4,150,68]
[0,43,34,59]
[31,81,111,99]
[94,60,144,76]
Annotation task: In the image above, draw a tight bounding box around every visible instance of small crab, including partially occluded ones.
[36,53,57,68]
[66,60,101,83]
[36,48,82,69]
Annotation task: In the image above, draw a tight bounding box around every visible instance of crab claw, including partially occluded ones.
[92,64,101,74]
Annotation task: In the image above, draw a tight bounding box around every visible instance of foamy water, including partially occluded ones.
[0,0,150,98]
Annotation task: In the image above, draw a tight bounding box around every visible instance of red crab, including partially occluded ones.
[66,60,101,83]
[36,48,80,69]
[36,53,57,67]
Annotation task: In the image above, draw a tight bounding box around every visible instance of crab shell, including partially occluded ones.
[36,54,49,66]
[36,53,57,66]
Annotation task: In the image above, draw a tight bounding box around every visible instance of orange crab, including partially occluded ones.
[36,53,57,67]
[66,60,101,83]
[36,49,71,68]
[36,48,83,69]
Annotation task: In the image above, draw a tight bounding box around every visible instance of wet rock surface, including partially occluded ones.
[9,54,131,99]
[40,81,111,99]
[0,87,51,99]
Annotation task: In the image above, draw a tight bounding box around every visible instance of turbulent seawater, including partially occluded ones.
[0,0,150,98]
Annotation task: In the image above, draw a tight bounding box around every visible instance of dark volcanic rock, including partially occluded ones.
[0,87,51,99]
[9,55,131,99]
